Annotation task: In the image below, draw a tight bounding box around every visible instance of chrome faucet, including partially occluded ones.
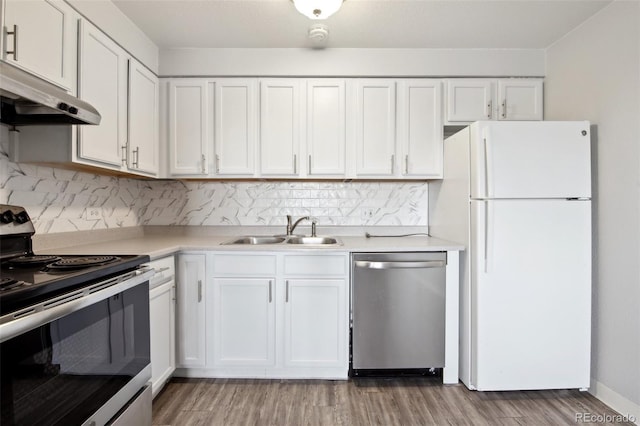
[286,215,309,235]
[286,215,313,236]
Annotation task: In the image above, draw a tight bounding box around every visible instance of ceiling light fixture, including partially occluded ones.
[292,0,343,20]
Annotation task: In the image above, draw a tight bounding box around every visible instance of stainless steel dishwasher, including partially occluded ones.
[351,252,447,374]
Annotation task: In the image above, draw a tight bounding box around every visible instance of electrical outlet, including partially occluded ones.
[361,208,374,220]
[84,208,102,220]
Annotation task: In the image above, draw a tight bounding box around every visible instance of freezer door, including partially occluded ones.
[470,121,591,199]
[470,199,591,391]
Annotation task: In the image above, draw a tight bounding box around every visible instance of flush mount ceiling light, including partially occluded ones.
[292,0,343,20]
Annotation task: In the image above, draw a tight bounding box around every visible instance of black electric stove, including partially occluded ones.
[0,205,149,316]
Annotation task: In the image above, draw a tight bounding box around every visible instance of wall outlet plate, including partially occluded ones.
[84,207,102,220]
[361,208,374,219]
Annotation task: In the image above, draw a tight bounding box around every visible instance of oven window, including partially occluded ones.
[1,283,149,426]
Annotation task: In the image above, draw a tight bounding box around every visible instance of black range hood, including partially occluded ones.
[0,61,100,126]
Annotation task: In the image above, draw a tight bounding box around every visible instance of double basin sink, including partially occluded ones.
[221,235,342,246]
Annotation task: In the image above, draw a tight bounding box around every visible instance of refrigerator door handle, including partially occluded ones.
[484,201,492,273]
[483,133,493,198]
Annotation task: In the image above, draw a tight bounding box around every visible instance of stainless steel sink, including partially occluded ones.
[221,236,287,245]
[285,236,341,245]
[220,235,341,246]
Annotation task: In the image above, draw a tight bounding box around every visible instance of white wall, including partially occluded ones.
[160,48,545,77]
[545,0,640,421]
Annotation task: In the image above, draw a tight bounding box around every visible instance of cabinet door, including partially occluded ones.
[149,280,175,397]
[3,0,76,90]
[176,254,206,368]
[355,80,396,177]
[398,79,443,178]
[214,79,257,176]
[168,79,208,176]
[212,277,276,367]
[260,79,300,176]
[283,278,348,368]
[306,80,346,176]
[128,59,159,176]
[497,79,543,121]
[446,79,494,122]
[77,20,128,168]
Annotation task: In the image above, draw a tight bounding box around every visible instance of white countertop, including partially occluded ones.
[39,231,464,260]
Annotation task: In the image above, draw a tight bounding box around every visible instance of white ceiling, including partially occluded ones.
[112,0,612,50]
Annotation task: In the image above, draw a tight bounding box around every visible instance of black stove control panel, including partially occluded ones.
[0,205,35,236]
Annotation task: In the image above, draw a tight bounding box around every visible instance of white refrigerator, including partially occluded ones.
[429,121,592,391]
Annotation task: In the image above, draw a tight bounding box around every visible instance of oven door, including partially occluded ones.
[0,271,152,426]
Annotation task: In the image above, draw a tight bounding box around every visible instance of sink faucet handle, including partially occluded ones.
[286,215,292,235]
[311,221,317,237]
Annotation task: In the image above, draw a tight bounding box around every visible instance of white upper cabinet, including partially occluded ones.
[2,0,77,91]
[397,79,443,178]
[128,59,159,176]
[497,79,543,121]
[446,79,494,123]
[259,79,301,177]
[446,78,543,123]
[7,16,160,178]
[354,79,397,177]
[168,79,209,176]
[214,79,258,176]
[306,80,347,177]
[77,20,128,168]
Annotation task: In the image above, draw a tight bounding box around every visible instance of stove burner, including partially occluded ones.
[0,277,21,291]
[7,255,62,267]
[46,256,121,271]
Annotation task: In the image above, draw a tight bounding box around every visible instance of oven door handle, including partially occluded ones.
[0,269,154,343]
[354,260,445,270]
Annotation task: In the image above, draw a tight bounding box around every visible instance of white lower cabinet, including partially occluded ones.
[175,251,349,379]
[149,281,175,396]
[176,253,207,369]
[212,277,276,367]
[283,278,347,368]
[147,255,176,398]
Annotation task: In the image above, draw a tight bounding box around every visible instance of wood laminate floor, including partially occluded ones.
[152,377,633,426]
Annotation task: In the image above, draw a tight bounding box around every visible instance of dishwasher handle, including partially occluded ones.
[354,260,445,270]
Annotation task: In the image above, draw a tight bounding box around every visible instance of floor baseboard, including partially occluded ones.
[589,379,639,425]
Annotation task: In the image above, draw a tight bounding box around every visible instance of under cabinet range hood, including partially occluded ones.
[0,61,100,126]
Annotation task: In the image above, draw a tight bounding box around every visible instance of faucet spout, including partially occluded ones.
[286,215,310,235]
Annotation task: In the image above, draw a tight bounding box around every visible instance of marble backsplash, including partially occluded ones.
[1,133,428,234]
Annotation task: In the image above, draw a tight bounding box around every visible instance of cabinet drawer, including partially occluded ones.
[213,254,277,275]
[146,255,175,289]
[283,255,347,276]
